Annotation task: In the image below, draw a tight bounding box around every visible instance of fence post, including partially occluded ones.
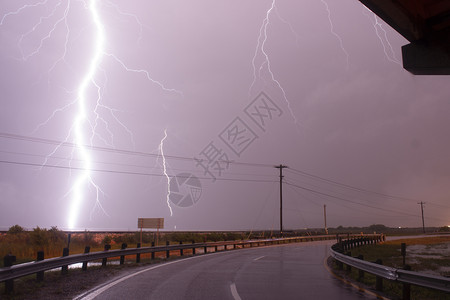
[179,241,183,256]
[120,243,127,265]
[136,243,141,263]
[375,259,383,291]
[82,246,90,271]
[403,265,411,300]
[62,248,69,275]
[166,241,170,258]
[4,254,16,293]
[36,251,45,281]
[102,244,111,266]
[151,242,155,260]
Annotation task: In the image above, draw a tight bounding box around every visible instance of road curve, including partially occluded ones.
[76,240,375,300]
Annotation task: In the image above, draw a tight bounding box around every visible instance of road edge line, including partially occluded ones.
[323,256,389,300]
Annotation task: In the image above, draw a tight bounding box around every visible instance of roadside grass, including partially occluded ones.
[0,230,248,267]
[332,236,450,300]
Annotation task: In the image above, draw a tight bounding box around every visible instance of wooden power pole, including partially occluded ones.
[418,202,426,233]
[275,164,288,237]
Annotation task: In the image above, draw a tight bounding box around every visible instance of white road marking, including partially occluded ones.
[74,255,204,300]
[74,242,295,299]
[230,282,242,300]
[253,255,265,261]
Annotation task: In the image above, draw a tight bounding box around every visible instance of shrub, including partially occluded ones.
[113,234,136,245]
[8,224,25,234]
[438,226,450,232]
[102,235,112,245]
[30,227,49,251]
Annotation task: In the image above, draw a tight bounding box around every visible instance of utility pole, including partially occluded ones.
[418,202,426,233]
[275,164,288,237]
[324,205,328,235]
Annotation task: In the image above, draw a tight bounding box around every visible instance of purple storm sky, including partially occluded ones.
[1,0,450,231]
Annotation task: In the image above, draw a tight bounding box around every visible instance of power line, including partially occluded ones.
[0,159,277,184]
[284,180,419,218]
[286,167,417,202]
[286,167,449,209]
[285,182,412,219]
[284,180,449,223]
[0,149,276,179]
[0,132,273,168]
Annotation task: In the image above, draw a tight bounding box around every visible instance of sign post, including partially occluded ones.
[138,218,164,245]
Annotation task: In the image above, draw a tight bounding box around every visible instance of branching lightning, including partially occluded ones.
[320,0,350,68]
[158,129,173,216]
[250,0,299,128]
[67,0,104,230]
[362,7,401,65]
[1,0,181,229]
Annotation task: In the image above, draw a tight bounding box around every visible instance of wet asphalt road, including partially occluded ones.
[78,240,374,300]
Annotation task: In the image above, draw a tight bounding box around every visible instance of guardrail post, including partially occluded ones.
[179,241,183,256]
[402,265,411,300]
[102,244,111,266]
[136,243,141,263]
[166,241,170,258]
[191,240,196,255]
[119,243,127,265]
[62,248,69,275]
[345,252,351,272]
[82,246,90,271]
[336,259,343,270]
[401,243,406,266]
[357,255,364,281]
[4,254,16,293]
[151,242,155,260]
[204,244,208,254]
[375,259,383,291]
[36,251,45,281]
[215,245,218,252]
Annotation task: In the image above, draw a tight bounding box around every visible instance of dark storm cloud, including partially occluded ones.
[1,0,449,231]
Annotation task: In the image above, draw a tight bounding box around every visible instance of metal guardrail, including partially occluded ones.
[1,235,337,283]
[330,241,450,293]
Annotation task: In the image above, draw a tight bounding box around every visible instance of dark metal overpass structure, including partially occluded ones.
[360,0,450,75]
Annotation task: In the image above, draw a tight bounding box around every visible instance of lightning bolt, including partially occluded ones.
[320,0,350,68]
[67,0,104,230]
[158,128,173,216]
[1,0,182,230]
[362,7,401,65]
[250,0,299,128]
